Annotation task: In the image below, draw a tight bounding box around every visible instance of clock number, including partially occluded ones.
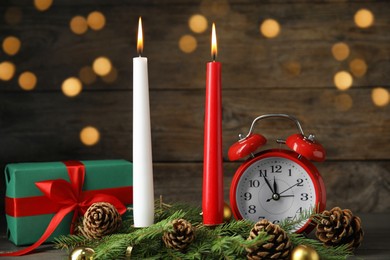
[296,207,303,213]
[258,216,265,220]
[258,170,267,177]
[249,180,260,188]
[297,178,304,186]
[272,219,280,224]
[300,193,309,201]
[243,192,252,201]
[288,169,292,176]
[248,205,256,214]
[271,165,282,173]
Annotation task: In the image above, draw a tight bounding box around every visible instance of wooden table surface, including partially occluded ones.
[0,213,389,259]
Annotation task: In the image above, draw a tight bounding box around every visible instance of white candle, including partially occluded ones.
[133,17,154,227]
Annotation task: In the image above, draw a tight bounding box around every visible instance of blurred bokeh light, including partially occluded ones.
[189,14,208,33]
[179,35,197,53]
[354,8,374,28]
[334,71,353,90]
[0,61,16,81]
[18,71,37,91]
[260,19,281,38]
[62,77,82,97]
[80,126,100,146]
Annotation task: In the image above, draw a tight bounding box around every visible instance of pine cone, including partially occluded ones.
[315,207,363,250]
[162,219,195,251]
[246,219,292,259]
[83,202,122,239]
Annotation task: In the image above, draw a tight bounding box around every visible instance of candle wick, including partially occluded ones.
[212,54,216,62]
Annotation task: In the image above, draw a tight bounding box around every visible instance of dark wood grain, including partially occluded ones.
[0,0,389,218]
[1,89,389,162]
[154,161,390,213]
[0,1,389,91]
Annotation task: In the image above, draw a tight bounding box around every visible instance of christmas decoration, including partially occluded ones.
[291,244,320,260]
[315,207,363,250]
[246,219,292,259]
[229,114,326,234]
[82,202,122,239]
[162,218,195,251]
[55,201,353,259]
[4,160,132,246]
[69,246,95,260]
[223,202,233,222]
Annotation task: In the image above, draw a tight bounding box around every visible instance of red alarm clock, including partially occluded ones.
[229,114,326,234]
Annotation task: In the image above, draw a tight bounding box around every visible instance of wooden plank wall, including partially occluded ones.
[0,0,389,220]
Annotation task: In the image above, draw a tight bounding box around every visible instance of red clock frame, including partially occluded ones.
[230,149,326,234]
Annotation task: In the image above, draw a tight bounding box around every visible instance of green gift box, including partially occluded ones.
[5,160,133,246]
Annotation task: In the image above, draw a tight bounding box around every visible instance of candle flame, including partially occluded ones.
[137,17,143,55]
[211,23,217,60]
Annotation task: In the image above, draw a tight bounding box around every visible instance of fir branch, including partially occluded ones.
[53,234,92,251]
[211,232,268,259]
[279,207,316,233]
[54,202,354,260]
[214,219,254,237]
[93,211,186,259]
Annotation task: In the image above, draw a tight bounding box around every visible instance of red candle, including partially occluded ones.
[202,23,223,225]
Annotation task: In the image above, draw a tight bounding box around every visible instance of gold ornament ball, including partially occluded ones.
[291,245,320,260]
[223,202,233,222]
[69,246,95,260]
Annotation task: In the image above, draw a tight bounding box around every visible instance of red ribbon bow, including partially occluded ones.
[1,161,129,256]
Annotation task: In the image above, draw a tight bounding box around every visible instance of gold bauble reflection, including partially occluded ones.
[125,246,133,259]
[291,245,320,260]
[223,202,233,222]
[69,246,95,260]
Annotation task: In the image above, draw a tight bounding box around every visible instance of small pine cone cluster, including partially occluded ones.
[83,202,122,239]
[162,219,195,251]
[316,207,363,249]
[246,219,292,260]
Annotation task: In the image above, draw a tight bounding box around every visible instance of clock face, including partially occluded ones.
[232,153,321,233]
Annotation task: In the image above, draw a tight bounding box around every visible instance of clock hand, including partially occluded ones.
[273,176,277,194]
[263,176,274,193]
[266,194,294,202]
[278,182,299,195]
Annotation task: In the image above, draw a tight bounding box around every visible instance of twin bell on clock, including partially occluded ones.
[228,114,326,234]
